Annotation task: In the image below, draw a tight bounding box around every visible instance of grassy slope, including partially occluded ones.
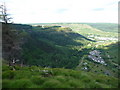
[2,64,119,88]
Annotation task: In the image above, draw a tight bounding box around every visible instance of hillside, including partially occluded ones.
[2,23,119,88]
[30,23,118,36]
[2,64,119,88]
[83,23,118,33]
[26,23,119,78]
[75,42,119,77]
[2,23,119,76]
[3,24,94,69]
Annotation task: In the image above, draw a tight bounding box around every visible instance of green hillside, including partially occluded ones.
[24,26,93,68]
[2,23,119,88]
[2,64,119,88]
[4,24,93,69]
[75,42,119,78]
[83,23,118,33]
[30,23,118,37]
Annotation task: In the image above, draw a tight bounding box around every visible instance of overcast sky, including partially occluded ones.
[0,0,119,23]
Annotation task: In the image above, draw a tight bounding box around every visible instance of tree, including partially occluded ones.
[2,23,21,67]
[0,2,12,23]
[1,2,22,68]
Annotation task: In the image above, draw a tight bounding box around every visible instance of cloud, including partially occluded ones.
[3,0,119,23]
[106,1,118,6]
[93,8,105,11]
[55,8,69,14]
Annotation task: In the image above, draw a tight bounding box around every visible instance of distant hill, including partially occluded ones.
[84,23,118,33]
[29,23,118,38]
[28,23,118,33]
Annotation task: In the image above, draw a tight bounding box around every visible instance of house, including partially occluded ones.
[88,50,106,65]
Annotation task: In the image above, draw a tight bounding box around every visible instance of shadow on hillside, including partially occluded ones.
[31,26,96,46]
[1,23,99,68]
[67,32,96,42]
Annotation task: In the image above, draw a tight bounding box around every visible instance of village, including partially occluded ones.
[88,50,107,65]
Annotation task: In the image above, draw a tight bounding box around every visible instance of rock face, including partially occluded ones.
[88,50,107,65]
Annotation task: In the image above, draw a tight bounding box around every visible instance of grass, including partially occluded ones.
[2,65,119,88]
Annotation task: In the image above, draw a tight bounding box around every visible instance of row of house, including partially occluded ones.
[88,50,107,65]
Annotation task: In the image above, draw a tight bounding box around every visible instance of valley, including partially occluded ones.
[30,23,119,77]
[0,0,119,88]
[2,23,119,88]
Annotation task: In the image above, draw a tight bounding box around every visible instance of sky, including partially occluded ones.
[0,0,119,23]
